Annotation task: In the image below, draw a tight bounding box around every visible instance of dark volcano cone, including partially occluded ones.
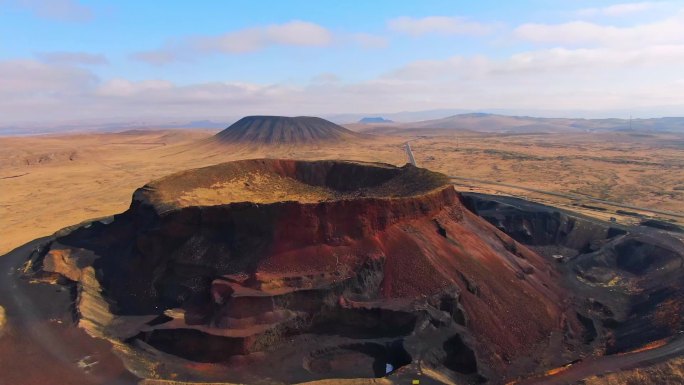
[213,116,362,145]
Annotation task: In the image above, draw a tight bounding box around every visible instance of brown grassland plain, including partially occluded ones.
[1,128,682,256]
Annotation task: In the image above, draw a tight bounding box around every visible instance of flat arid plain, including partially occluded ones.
[1,126,682,256]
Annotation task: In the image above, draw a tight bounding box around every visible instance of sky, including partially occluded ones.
[1,0,684,126]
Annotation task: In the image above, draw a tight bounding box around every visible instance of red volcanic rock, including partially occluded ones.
[32,159,586,383]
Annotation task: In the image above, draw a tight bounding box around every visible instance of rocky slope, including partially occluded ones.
[23,159,588,384]
[464,193,684,383]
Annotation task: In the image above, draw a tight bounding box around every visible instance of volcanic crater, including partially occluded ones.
[14,159,684,384]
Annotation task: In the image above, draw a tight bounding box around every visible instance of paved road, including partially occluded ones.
[519,336,684,384]
[404,141,417,166]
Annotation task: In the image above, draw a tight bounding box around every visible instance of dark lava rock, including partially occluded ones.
[464,192,684,357]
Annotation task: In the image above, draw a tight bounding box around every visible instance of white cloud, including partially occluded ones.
[0,59,305,123]
[37,51,108,65]
[193,20,332,54]
[0,59,97,95]
[387,43,684,80]
[3,53,683,127]
[388,16,495,36]
[131,22,388,65]
[373,34,684,113]
[94,78,286,107]
[4,0,93,22]
[97,79,174,97]
[131,21,333,65]
[577,2,659,17]
[506,44,684,71]
[514,10,684,47]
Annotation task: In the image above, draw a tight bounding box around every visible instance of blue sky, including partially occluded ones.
[1,0,683,125]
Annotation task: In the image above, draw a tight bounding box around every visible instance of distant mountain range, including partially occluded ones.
[357,113,684,134]
[0,120,228,136]
[327,106,684,124]
[3,112,683,136]
[358,117,394,124]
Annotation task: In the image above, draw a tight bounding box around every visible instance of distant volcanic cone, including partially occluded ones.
[23,159,592,383]
[213,115,362,145]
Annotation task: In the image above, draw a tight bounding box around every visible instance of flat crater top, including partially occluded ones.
[138,159,450,209]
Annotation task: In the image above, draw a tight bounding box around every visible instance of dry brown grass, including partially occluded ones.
[410,131,684,213]
[0,306,6,338]
[177,173,339,206]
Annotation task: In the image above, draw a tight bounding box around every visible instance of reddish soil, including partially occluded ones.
[0,321,135,385]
